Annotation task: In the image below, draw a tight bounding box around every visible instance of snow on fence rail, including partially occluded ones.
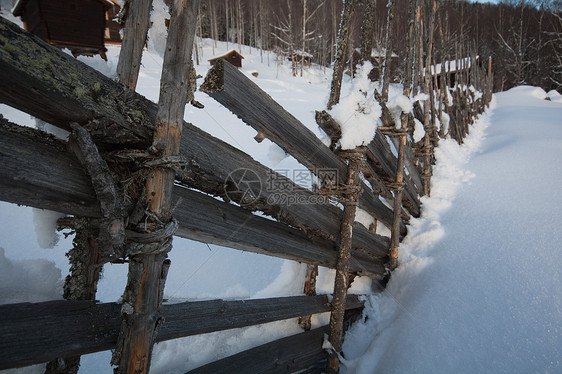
[0,16,492,373]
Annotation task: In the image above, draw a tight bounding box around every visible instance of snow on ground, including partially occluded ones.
[342,86,562,373]
[2,12,561,373]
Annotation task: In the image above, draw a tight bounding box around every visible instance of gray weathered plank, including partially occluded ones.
[316,109,419,218]
[0,118,99,216]
[0,295,362,370]
[367,130,421,217]
[200,59,400,232]
[0,120,387,274]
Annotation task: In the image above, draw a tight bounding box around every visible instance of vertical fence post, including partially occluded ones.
[111,1,200,373]
[45,218,103,374]
[298,264,319,331]
[116,0,153,90]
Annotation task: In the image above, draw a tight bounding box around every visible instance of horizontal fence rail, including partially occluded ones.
[0,119,387,276]
[0,295,363,370]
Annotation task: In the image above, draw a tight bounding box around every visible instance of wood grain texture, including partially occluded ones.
[0,295,362,370]
[200,60,398,231]
[0,118,99,216]
[186,326,330,374]
[116,0,152,90]
[0,121,387,275]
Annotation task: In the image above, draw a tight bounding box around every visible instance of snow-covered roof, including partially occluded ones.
[431,56,475,75]
[208,49,244,61]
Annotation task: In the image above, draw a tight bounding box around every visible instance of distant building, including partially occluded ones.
[288,50,313,67]
[13,0,122,60]
[431,57,477,89]
[351,48,400,81]
[208,50,244,68]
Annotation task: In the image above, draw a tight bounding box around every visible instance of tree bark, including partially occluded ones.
[298,264,318,331]
[381,0,395,101]
[327,148,365,374]
[403,0,417,94]
[388,112,408,270]
[327,0,355,109]
[116,0,153,90]
[360,0,376,65]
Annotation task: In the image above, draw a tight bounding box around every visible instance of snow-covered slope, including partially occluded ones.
[343,86,562,373]
[1,11,561,372]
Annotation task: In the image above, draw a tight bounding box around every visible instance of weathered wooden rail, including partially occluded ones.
[0,14,492,373]
[0,295,362,370]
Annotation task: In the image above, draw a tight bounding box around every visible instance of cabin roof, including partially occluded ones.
[13,0,115,17]
[208,49,244,62]
[431,57,475,75]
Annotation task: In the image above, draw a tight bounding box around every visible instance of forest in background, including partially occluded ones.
[194,0,562,92]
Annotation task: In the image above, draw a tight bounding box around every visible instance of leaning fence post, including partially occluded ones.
[111,1,200,373]
[298,264,319,331]
[326,147,366,374]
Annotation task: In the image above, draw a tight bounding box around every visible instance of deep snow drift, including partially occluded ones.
[343,86,562,373]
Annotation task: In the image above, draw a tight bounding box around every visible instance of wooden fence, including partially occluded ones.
[0,16,492,373]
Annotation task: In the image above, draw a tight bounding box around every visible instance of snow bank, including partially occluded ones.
[329,63,382,149]
[548,89,562,103]
[32,209,66,249]
[0,247,62,304]
[343,87,562,373]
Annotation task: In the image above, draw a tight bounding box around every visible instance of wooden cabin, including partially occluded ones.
[288,50,313,67]
[208,50,244,68]
[13,0,122,60]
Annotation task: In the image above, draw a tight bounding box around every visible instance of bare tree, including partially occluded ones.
[271,0,298,75]
[300,0,325,76]
[360,0,376,64]
[327,0,356,109]
[381,0,396,100]
[116,0,153,90]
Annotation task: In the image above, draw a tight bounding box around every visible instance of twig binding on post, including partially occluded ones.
[326,147,366,374]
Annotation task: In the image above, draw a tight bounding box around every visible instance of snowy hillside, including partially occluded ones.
[1,14,561,373]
